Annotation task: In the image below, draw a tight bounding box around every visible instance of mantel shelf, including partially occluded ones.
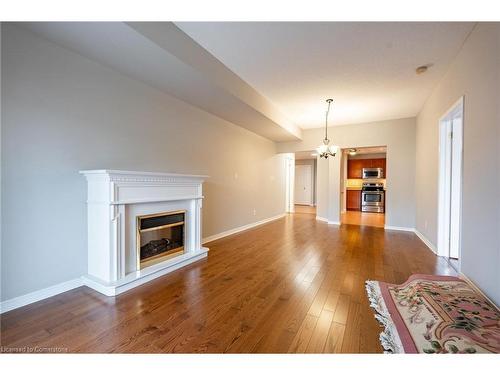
[85,195,205,205]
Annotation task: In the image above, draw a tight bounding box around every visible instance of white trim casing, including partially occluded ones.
[0,278,83,314]
[284,154,295,213]
[437,96,464,258]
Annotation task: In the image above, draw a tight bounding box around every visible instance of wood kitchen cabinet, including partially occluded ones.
[347,158,386,178]
[346,189,361,211]
[371,158,387,177]
[347,159,364,178]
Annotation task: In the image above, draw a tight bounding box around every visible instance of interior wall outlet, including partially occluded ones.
[253,209,256,216]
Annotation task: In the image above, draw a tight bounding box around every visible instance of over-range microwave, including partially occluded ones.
[362,168,384,179]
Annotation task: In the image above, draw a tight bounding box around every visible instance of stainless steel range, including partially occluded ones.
[361,182,385,213]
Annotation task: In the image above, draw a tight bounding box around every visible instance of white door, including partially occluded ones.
[295,165,313,205]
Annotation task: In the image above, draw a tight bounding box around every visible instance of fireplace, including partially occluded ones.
[137,210,185,269]
[80,169,208,296]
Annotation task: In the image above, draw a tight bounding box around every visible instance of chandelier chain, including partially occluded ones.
[325,99,333,142]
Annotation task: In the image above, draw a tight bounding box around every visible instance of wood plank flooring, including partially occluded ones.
[0,213,456,353]
[341,211,385,228]
[294,205,316,214]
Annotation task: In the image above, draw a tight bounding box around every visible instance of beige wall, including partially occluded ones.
[416,23,500,305]
[278,118,416,228]
[1,25,286,301]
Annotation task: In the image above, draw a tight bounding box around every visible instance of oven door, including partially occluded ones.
[361,191,385,212]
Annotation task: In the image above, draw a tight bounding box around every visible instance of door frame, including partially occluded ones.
[284,153,295,213]
[437,96,464,264]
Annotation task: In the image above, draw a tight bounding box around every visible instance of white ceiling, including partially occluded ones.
[176,22,474,129]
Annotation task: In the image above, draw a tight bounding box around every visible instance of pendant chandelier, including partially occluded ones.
[316,99,339,159]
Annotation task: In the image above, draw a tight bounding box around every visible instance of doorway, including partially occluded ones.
[295,164,313,205]
[292,151,317,215]
[340,146,387,228]
[438,97,464,269]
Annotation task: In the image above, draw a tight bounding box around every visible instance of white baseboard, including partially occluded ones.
[0,278,83,314]
[384,225,414,232]
[202,213,286,244]
[413,229,438,254]
[459,272,499,310]
[315,216,339,225]
[383,226,437,255]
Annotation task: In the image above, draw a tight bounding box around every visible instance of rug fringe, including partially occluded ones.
[365,280,405,354]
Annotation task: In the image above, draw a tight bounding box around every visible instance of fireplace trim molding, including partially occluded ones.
[79,169,209,296]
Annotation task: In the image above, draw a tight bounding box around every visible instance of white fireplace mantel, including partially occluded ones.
[80,169,209,296]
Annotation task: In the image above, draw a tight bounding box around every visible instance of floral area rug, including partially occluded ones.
[365,274,500,353]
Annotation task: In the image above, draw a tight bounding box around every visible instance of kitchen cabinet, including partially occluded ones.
[347,160,364,178]
[347,158,386,178]
[371,158,387,177]
[346,190,361,211]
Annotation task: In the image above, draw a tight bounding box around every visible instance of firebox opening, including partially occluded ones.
[136,210,185,270]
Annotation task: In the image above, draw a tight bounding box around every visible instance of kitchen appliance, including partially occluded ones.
[362,167,384,179]
[361,182,385,213]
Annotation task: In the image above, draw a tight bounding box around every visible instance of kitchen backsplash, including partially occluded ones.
[346,178,386,189]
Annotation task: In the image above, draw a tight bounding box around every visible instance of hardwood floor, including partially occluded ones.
[294,204,316,214]
[0,213,456,353]
[341,211,385,228]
